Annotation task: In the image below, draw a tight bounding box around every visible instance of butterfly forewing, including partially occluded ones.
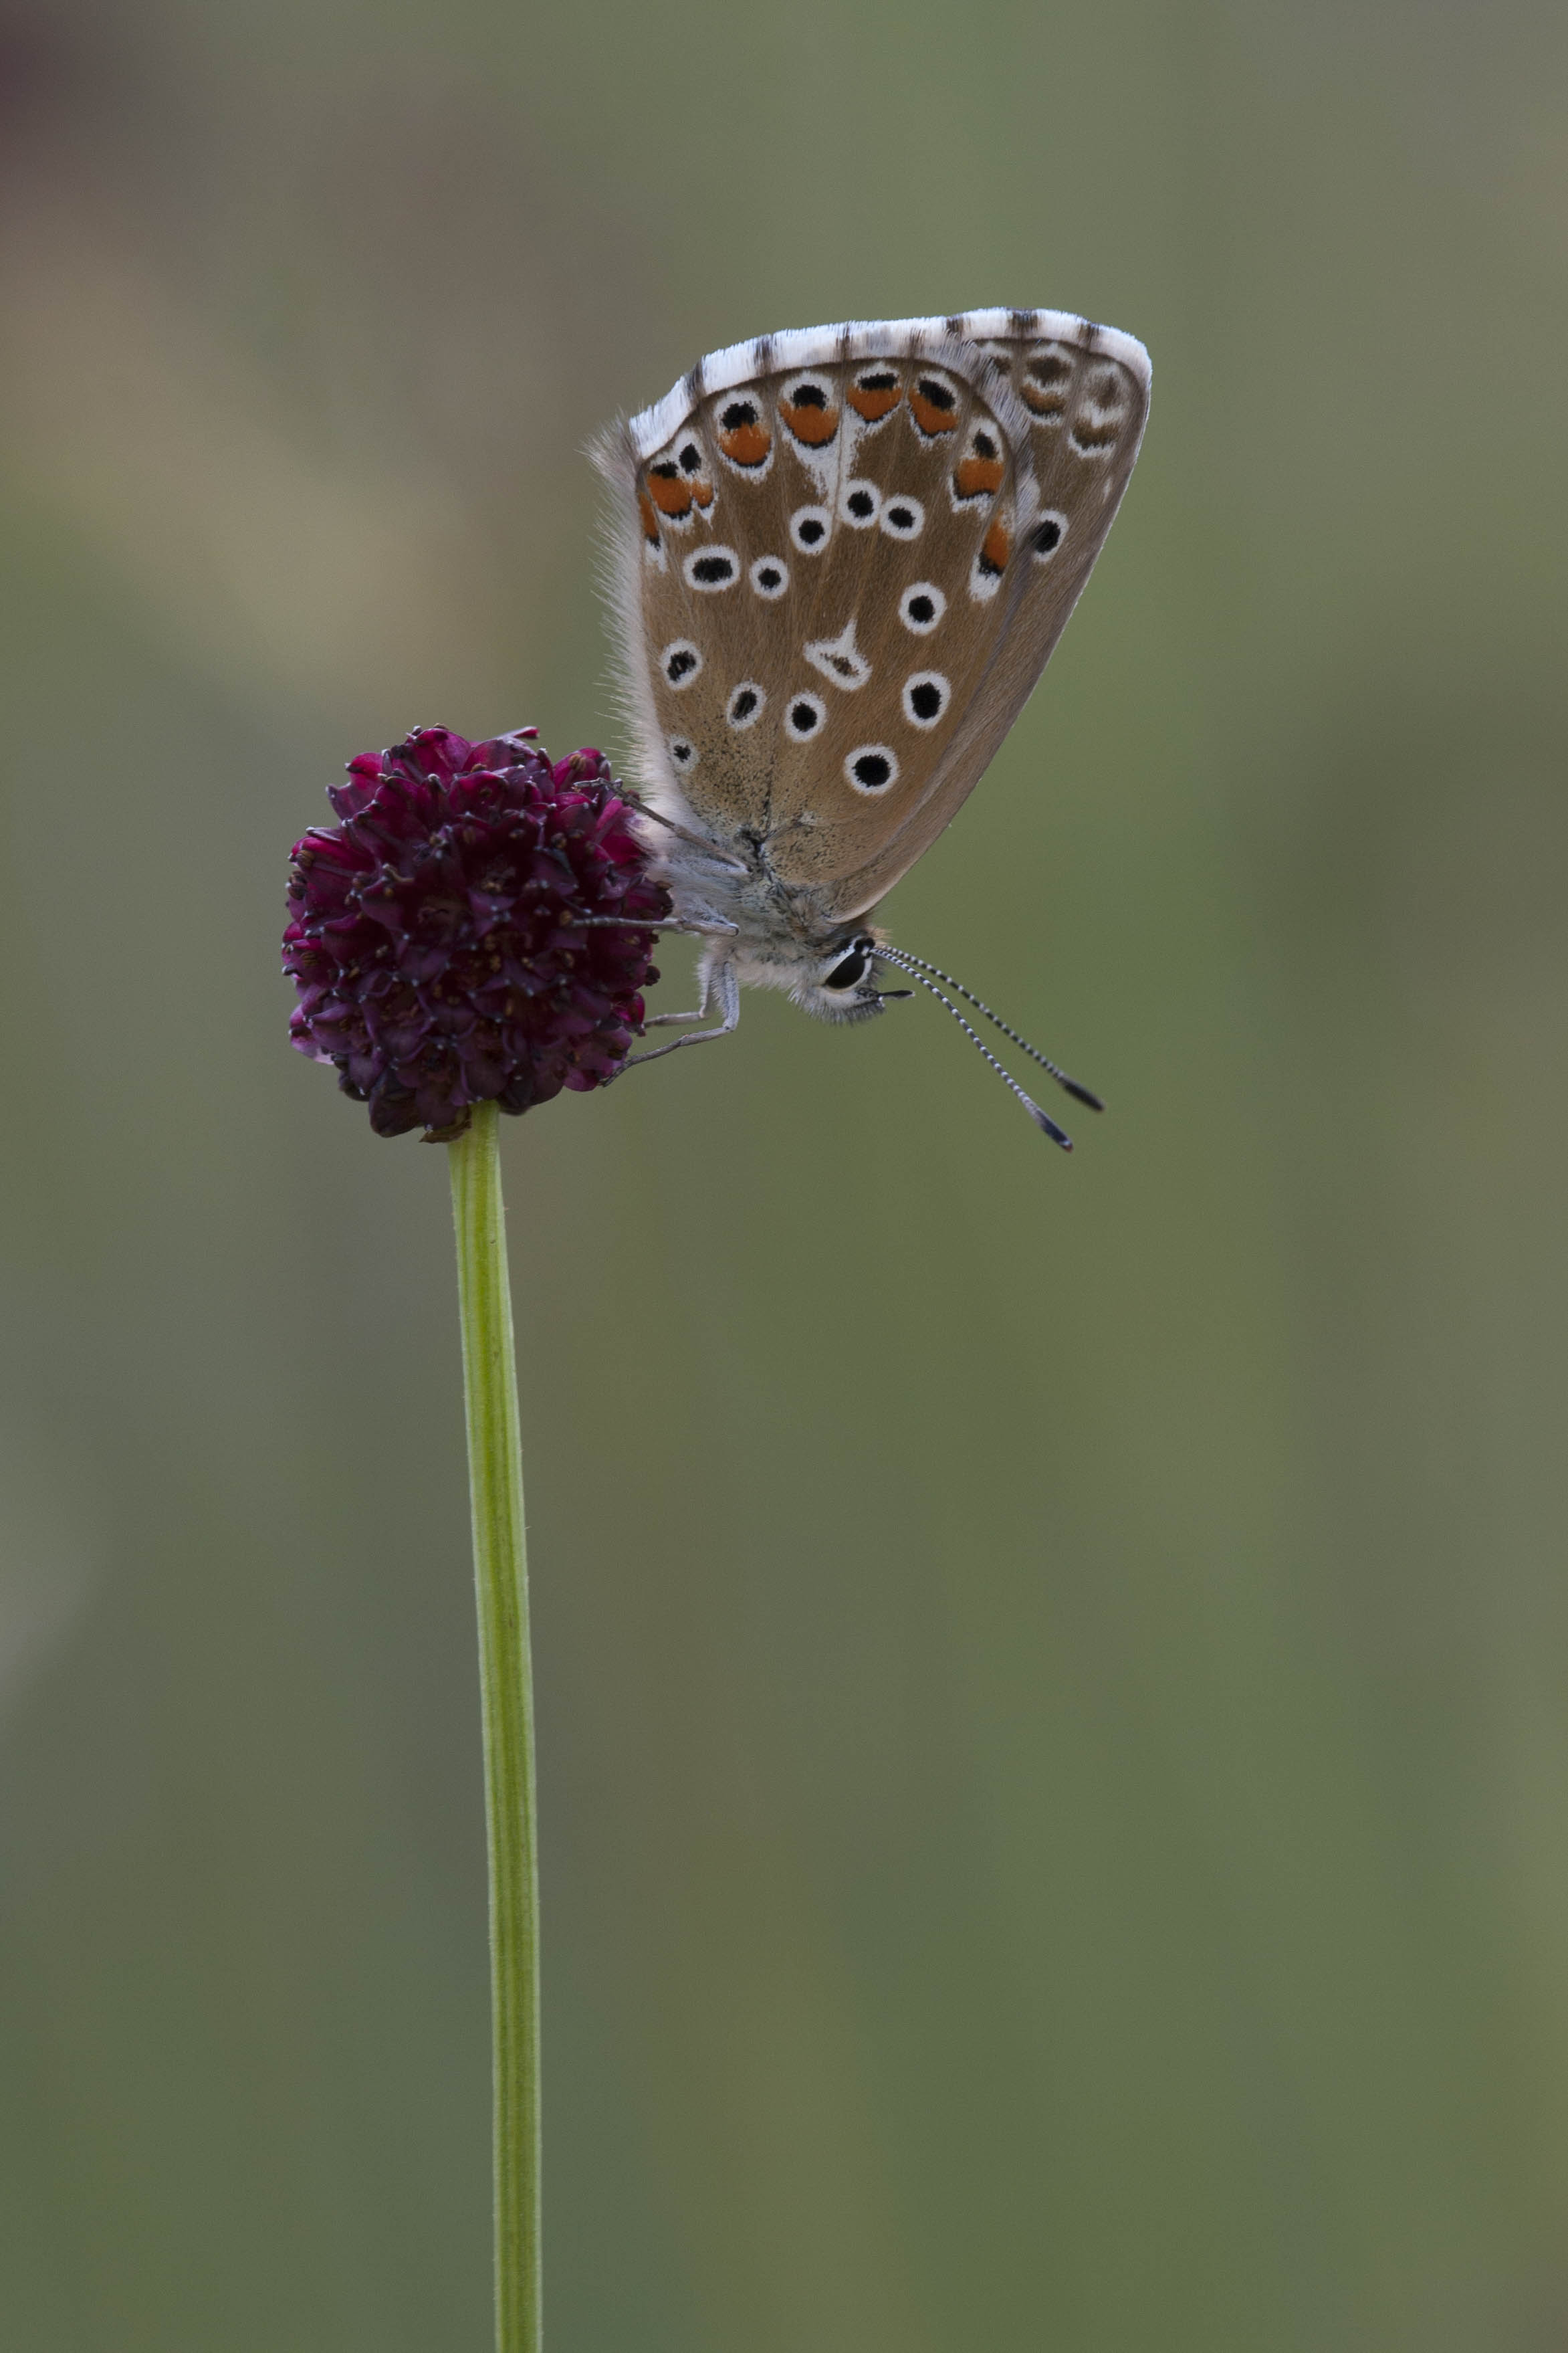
[598,312,1149,921]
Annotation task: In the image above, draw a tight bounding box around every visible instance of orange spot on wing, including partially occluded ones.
[1022,354,1071,417]
[980,518,1011,575]
[780,399,840,447]
[647,471,694,517]
[954,455,1006,500]
[691,477,715,508]
[638,492,661,543]
[849,382,902,421]
[718,419,772,466]
[909,386,960,436]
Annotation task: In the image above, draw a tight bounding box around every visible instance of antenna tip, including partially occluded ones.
[1023,1095,1074,1150]
[1062,1080,1105,1113]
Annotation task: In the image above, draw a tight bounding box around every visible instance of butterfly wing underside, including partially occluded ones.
[596,311,1149,921]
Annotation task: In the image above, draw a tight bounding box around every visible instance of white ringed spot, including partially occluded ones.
[845,744,899,795]
[790,505,832,554]
[683,545,740,592]
[785,692,827,742]
[726,683,766,730]
[839,479,881,528]
[660,639,703,690]
[668,736,699,771]
[899,583,945,634]
[750,554,789,599]
[880,494,924,541]
[902,672,950,730]
[1031,511,1069,560]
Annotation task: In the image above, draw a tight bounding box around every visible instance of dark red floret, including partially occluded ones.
[284,726,671,1138]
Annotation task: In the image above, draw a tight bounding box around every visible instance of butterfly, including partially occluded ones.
[592,309,1150,1145]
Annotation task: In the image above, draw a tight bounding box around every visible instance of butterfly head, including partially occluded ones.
[797,932,903,1024]
[727,928,909,1025]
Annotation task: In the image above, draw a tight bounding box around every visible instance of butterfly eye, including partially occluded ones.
[822,949,869,991]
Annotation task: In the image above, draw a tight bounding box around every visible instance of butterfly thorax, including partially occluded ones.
[653,823,889,1023]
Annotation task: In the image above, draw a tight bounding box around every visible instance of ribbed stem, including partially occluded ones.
[449,1102,540,2353]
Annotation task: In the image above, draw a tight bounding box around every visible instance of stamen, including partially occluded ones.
[873,943,1103,1111]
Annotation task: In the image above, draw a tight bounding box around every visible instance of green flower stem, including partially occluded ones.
[449,1101,541,2353]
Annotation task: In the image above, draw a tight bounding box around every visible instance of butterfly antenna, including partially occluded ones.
[883,961,1077,1150]
[873,944,1103,1112]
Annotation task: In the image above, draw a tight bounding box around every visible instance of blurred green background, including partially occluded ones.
[2,0,1566,2345]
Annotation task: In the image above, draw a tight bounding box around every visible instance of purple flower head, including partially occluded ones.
[284,726,671,1138]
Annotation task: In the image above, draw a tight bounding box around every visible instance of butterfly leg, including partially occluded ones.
[619,958,740,1069]
[644,964,710,1028]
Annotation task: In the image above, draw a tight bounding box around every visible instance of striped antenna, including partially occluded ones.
[873,943,1103,1113]
[875,953,1077,1150]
